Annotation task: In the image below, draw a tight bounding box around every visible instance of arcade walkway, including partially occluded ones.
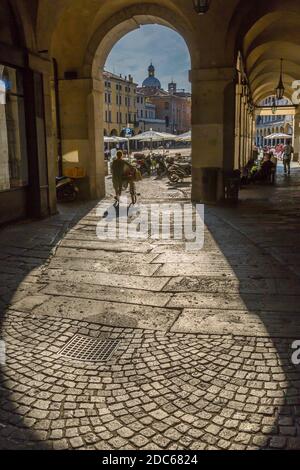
[0,167,300,450]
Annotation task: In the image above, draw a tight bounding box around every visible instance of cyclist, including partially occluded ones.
[111,150,141,204]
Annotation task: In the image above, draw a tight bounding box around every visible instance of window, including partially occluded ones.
[0,65,28,190]
[165,102,169,110]
[105,110,108,122]
[119,112,122,124]
[109,111,112,122]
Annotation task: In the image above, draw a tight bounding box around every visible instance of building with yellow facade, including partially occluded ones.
[103,71,138,137]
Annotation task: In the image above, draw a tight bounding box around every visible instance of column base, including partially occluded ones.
[192,167,224,204]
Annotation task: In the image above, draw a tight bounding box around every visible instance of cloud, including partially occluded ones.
[105,25,191,91]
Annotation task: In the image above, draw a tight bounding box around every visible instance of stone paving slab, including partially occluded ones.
[55,247,158,264]
[10,295,180,330]
[171,308,300,337]
[168,292,300,312]
[163,276,300,295]
[156,263,289,279]
[40,269,169,292]
[154,252,277,267]
[61,237,153,253]
[48,258,161,277]
[40,282,172,308]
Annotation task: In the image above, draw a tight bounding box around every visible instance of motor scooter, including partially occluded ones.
[56,176,79,202]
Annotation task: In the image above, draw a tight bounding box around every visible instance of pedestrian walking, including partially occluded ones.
[283,140,294,175]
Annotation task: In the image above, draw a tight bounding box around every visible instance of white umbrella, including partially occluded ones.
[104,136,128,143]
[129,130,177,152]
[129,130,176,142]
[104,136,130,156]
[175,131,191,142]
[264,133,292,140]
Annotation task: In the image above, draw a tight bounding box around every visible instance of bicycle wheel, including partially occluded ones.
[130,182,137,205]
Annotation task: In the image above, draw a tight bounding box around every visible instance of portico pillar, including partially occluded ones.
[234,83,242,170]
[293,109,300,162]
[190,67,236,203]
[59,77,105,199]
[25,53,57,218]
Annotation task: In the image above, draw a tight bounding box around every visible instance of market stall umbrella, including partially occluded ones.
[264,133,292,140]
[104,136,130,155]
[129,130,177,152]
[104,136,129,143]
[175,130,191,142]
[129,130,177,142]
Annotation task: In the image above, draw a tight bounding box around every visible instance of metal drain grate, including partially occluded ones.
[58,335,120,362]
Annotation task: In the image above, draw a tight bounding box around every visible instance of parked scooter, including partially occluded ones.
[151,154,167,177]
[167,161,192,183]
[56,176,79,202]
[135,154,152,177]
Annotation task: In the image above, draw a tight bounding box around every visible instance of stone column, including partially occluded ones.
[234,83,242,170]
[25,53,57,218]
[0,68,10,190]
[59,77,105,199]
[293,109,300,162]
[190,67,236,203]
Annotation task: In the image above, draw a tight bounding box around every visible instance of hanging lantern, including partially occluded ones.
[275,58,285,101]
[193,0,211,15]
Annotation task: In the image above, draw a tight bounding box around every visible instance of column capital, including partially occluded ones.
[190,66,236,83]
[27,53,52,75]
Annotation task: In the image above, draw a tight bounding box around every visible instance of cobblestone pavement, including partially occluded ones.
[0,165,300,450]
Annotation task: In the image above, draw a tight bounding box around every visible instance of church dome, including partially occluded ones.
[142,63,161,89]
[142,76,161,89]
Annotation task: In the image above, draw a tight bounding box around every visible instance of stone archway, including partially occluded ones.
[46,3,196,200]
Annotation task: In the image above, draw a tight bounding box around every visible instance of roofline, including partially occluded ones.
[103,70,138,86]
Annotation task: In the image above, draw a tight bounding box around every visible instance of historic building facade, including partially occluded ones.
[255,97,294,147]
[103,71,137,137]
[138,64,191,135]
[136,92,166,133]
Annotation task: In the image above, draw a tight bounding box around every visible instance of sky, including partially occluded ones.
[104,25,191,92]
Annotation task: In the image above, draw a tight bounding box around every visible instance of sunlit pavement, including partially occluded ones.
[0,166,300,450]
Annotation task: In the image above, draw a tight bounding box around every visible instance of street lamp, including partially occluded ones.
[275,58,285,101]
[193,0,211,15]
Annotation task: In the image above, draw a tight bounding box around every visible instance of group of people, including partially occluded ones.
[243,141,294,184]
[254,141,294,175]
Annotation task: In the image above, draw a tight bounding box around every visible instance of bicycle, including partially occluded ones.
[129,179,137,205]
[113,170,140,209]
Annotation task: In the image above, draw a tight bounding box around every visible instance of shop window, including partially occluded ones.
[0,65,28,191]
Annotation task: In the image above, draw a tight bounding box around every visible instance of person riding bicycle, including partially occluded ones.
[111,150,141,203]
